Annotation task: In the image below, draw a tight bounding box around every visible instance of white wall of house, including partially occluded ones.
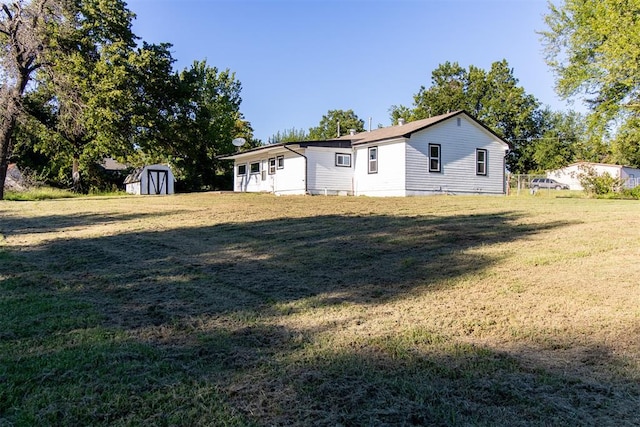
[272,153,306,195]
[404,117,507,195]
[306,147,354,195]
[353,139,407,196]
[234,150,307,195]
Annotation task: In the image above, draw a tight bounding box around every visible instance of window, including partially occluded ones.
[336,153,351,167]
[277,155,284,169]
[429,144,441,172]
[476,149,487,175]
[250,162,260,174]
[237,164,247,176]
[268,157,276,174]
[368,147,378,174]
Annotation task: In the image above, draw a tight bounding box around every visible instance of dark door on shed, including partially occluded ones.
[147,169,168,194]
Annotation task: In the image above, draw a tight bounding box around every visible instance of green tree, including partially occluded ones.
[541,0,640,168]
[531,109,588,171]
[308,109,365,140]
[612,117,640,167]
[269,127,308,143]
[541,0,640,125]
[390,60,543,173]
[0,0,63,199]
[168,60,244,191]
[28,0,137,192]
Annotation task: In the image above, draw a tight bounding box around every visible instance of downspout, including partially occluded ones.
[283,145,308,194]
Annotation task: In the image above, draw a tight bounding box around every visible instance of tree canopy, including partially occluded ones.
[308,109,365,140]
[390,60,544,172]
[541,0,640,168]
[541,0,640,123]
[1,0,254,196]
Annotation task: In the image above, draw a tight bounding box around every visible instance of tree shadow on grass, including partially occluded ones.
[4,211,568,326]
[3,211,638,425]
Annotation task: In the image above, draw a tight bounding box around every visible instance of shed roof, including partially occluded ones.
[124,164,173,184]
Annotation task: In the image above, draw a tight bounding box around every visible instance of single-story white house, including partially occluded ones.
[220,111,511,197]
[124,164,175,195]
[548,162,640,190]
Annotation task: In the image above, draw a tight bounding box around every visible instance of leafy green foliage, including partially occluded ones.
[389,60,543,173]
[308,109,365,140]
[541,0,640,167]
[577,165,623,196]
[269,127,309,143]
[541,0,640,121]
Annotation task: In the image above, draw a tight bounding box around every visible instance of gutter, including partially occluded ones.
[283,145,308,194]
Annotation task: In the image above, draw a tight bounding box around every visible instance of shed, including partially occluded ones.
[124,164,175,195]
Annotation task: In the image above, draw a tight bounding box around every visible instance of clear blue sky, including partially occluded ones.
[126,0,574,143]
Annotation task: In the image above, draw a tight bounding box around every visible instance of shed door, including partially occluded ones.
[147,169,168,195]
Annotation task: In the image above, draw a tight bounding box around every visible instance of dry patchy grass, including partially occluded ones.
[0,193,639,425]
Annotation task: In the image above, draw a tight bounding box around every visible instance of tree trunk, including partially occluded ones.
[0,98,19,201]
[72,156,82,192]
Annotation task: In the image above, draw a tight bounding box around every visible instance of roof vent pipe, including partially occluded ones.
[349,129,356,136]
[398,118,405,126]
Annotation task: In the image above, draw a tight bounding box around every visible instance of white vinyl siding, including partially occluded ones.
[476,149,487,176]
[405,117,506,195]
[354,140,406,196]
[234,151,306,194]
[306,147,353,195]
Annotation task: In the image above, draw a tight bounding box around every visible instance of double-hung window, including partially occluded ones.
[336,153,351,167]
[476,149,487,176]
[268,157,276,174]
[237,164,247,176]
[368,147,378,174]
[250,162,260,174]
[277,155,284,169]
[429,144,441,172]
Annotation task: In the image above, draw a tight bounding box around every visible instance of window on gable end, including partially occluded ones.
[476,149,487,176]
[429,144,441,173]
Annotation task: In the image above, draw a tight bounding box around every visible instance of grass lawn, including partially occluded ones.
[1,193,638,425]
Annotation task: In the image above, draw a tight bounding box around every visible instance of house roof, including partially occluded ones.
[217,140,352,160]
[341,110,510,148]
[219,110,510,160]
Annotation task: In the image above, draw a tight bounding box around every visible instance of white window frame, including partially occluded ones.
[237,164,247,176]
[268,157,276,175]
[429,144,441,173]
[249,162,260,174]
[368,147,378,174]
[335,153,351,167]
[476,149,487,176]
[277,155,284,169]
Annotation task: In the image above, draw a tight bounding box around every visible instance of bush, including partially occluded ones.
[577,165,624,196]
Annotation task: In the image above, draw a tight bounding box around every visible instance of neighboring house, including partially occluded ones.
[220,111,511,196]
[124,164,175,195]
[548,162,640,190]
